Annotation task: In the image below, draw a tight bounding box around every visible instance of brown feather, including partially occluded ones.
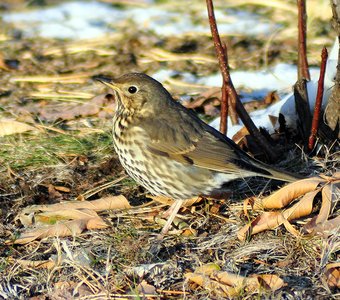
[138,96,298,181]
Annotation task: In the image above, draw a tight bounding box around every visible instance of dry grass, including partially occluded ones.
[0,0,339,298]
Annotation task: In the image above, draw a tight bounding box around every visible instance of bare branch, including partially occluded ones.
[206,0,278,161]
[297,0,310,80]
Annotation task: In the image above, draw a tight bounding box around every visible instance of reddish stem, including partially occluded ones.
[308,47,328,150]
[206,0,229,87]
[206,0,277,160]
[297,0,310,80]
[220,81,228,134]
[222,42,238,126]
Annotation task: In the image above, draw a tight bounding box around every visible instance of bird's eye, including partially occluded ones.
[128,86,138,94]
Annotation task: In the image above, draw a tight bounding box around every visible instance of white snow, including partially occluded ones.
[199,63,321,91]
[208,40,338,138]
[3,1,276,39]
[3,1,120,39]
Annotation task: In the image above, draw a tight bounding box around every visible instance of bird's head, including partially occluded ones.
[94,73,171,114]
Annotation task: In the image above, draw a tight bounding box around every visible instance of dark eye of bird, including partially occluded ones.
[128,86,138,94]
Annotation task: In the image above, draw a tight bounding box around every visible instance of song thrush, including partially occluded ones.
[95,73,299,235]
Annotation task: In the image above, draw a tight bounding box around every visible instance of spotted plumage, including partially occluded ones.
[95,73,299,235]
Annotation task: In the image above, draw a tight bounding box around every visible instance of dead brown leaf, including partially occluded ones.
[184,93,218,109]
[186,264,285,297]
[10,195,130,244]
[54,186,71,193]
[282,189,320,221]
[232,127,249,145]
[39,93,115,121]
[325,262,340,288]
[149,195,202,207]
[16,259,56,270]
[258,177,325,209]
[268,115,278,127]
[238,174,339,240]
[0,119,37,136]
[8,214,108,244]
[304,215,340,235]
[238,211,283,241]
[52,281,93,298]
[316,184,333,224]
[19,194,131,224]
[35,208,101,224]
[136,280,157,296]
[255,274,285,291]
[239,190,320,240]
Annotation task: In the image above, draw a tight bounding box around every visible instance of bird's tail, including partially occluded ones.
[251,159,303,182]
[265,166,302,182]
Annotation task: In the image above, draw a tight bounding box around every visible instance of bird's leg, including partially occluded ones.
[158,200,183,239]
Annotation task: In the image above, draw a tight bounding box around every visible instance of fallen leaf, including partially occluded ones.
[304,215,340,235]
[48,184,63,200]
[232,127,249,145]
[282,189,320,221]
[186,265,285,297]
[136,280,157,296]
[255,274,285,291]
[54,186,71,193]
[257,177,325,209]
[8,215,108,244]
[0,119,37,136]
[8,219,86,244]
[238,173,339,240]
[35,208,100,224]
[325,262,340,288]
[149,195,202,207]
[185,272,231,295]
[193,263,221,275]
[39,94,115,121]
[238,211,282,241]
[52,281,93,298]
[10,195,130,244]
[264,91,280,105]
[315,184,332,224]
[238,189,320,240]
[19,195,131,223]
[16,259,56,269]
[184,88,220,109]
[242,197,256,219]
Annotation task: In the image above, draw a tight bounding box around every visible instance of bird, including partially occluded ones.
[95,72,300,237]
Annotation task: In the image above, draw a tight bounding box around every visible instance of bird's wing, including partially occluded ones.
[138,107,264,175]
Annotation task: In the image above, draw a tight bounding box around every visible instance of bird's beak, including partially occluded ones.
[93,75,119,91]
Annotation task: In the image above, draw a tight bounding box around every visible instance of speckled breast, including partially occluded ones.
[112,116,224,200]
